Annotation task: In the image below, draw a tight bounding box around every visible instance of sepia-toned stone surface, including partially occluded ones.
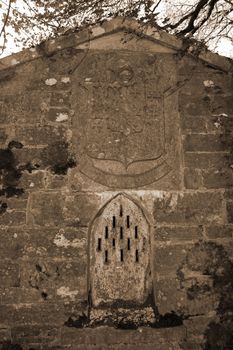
[0,16,232,350]
[71,49,181,189]
[90,193,151,307]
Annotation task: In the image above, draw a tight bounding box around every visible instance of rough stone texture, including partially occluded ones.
[90,194,151,308]
[0,17,232,349]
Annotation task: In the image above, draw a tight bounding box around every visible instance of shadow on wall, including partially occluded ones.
[0,139,76,202]
[178,241,233,349]
[40,141,76,175]
[0,341,23,350]
[0,141,25,198]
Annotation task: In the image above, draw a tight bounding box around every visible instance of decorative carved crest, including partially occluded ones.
[72,50,174,188]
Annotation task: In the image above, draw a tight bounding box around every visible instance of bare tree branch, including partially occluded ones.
[179,0,218,36]
[0,0,12,38]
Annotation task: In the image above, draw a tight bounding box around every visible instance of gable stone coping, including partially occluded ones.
[0,16,232,73]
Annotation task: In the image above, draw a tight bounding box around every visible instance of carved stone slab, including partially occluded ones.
[89,193,151,307]
[72,47,179,188]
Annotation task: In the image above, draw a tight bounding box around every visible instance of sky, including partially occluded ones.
[0,0,233,59]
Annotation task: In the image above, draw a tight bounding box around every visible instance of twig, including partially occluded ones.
[0,0,12,38]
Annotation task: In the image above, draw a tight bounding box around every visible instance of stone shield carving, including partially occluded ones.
[72,51,173,188]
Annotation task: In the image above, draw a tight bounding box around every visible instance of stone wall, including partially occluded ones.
[0,19,232,349]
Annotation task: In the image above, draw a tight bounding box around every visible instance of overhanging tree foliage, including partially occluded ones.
[0,0,232,56]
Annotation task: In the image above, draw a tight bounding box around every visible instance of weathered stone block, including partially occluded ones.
[68,169,109,192]
[180,341,205,350]
[0,228,26,259]
[20,344,42,350]
[0,91,47,124]
[155,226,203,242]
[184,152,232,169]
[225,188,233,200]
[0,128,8,146]
[60,326,186,346]
[11,325,60,346]
[23,227,87,259]
[206,114,233,134]
[183,316,217,341]
[0,303,67,326]
[202,168,233,189]
[154,192,223,224]
[28,192,64,226]
[205,225,233,239]
[0,287,41,304]
[14,125,67,147]
[181,115,207,134]
[184,134,231,152]
[28,192,101,227]
[0,328,11,342]
[46,108,70,122]
[179,95,211,117]
[3,198,28,210]
[50,91,70,107]
[19,171,44,191]
[20,259,87,302]
[153,277,186,315]
[0,210,26,226]
[177,56,202,75]
[154,273,219,317]
[211,94,233,116]
[62,193,101,227]
[153,243,192,275]
[0,261,20,287]
[13,147,44,168]
[184,168,203,189]
[44,172,68,189]
[62,344,182,350]
[226,201,233,223]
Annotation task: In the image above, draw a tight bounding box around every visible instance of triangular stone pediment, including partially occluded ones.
[0,17,232,73]
[77,30,175,53]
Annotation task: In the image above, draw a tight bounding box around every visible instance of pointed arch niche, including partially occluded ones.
[89,193,151,308]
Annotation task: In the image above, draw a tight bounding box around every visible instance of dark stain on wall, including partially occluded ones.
[0,141,24,198]
[65,313,89,328]
[155,312,184,328]
[29,262,60,300]
[41,141,76,175]
[75,310,183,329]
[64,293,184,330]
[0,341,23,350]
[203,244,233,350]
[0,201,7,215]
[178,241,233,349]
[0,68,16,84]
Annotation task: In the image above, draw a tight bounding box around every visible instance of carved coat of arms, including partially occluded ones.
[72,51,172,188]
